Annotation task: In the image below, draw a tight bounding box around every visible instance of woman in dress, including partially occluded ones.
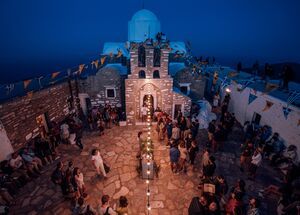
[91,149,107,178]
[73,167,85,197]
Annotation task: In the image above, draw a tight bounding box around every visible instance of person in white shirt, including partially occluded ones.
[178,141,188,172]
[60,122,70,144]
[73,167,85,196]
[249,148,262,180]
[98,195,117,215]
[91,149,107,178]
[141,105,147,122]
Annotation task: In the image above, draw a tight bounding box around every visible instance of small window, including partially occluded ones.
[179,83,191,95]
[180,86,188,94]
[153,48,161,67]
[153,70,160,79]
[139,70,146,79]
[106,88,116,98]
[138,45,146,67]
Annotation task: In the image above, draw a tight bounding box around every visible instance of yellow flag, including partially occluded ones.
[263,83,279,95]
[78,64,85,74]
[51,71,60,79]
[27,91,33,99]
[117,50,123,58]
[101,56,107,65]
[262,100,273,112]
[91,60,99,69]
[24,79,32,89]
[228,71,238,78]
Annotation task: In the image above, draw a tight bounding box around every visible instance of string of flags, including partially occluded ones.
[0,53,127,101]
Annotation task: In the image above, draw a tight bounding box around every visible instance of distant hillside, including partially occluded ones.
[242,62,300,83]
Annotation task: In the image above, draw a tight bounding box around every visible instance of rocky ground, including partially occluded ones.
[9,124,280,214]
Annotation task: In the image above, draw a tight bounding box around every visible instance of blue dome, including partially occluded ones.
[131,9,158,21]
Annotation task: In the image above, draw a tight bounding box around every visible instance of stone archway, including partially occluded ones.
[138,83,161,120]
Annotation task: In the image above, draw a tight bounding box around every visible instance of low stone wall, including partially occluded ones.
[0,83,71,150]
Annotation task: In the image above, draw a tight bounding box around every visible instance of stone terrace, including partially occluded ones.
[10,125,280,214]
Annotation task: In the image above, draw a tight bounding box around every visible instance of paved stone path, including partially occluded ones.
[10,124,279,214]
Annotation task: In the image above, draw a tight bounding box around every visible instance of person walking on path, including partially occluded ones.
[91,149,107,179]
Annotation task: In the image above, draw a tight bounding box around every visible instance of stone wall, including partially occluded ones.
[0,82,72,150]
[174,68,206,101]
[79,67,124,107]
[173,91,192,117]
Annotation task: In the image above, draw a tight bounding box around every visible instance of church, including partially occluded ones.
[78,9,206,125]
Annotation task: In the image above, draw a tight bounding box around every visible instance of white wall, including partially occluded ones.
[0,121,14,161]
[227,84,300,153]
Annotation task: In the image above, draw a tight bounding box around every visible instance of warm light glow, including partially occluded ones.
[147,170,150,174]
[225,87,231,93]
[146,180,149,184]
[147,190,150,196]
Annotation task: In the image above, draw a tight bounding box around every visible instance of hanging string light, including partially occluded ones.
[145,94,153,214]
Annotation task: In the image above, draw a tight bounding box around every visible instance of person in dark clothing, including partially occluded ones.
[188,195,209,215]
[281,64,293,90]
[207,120,216,147]
[191,119,200,139]
[189,140,199,167]
[203,156,216,178]
[220,104,228,123]
[51,162,64,185]
[166,122,173,141]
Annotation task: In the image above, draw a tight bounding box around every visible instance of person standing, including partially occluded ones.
[73,167,85,197]
[249,148,262,180]
[178,140,188,173]
[91,149,107,178]
[98,195,117,215]
[189,140,199,169]
[247,197,261,215]
[141,104,147,122]
[170,144,180,174]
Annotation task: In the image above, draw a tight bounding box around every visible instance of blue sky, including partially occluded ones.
[0,0,299,83]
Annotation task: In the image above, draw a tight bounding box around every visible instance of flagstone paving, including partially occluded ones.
[10,125,279,214]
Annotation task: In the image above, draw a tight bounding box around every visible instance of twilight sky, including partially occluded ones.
[0,0,299,83]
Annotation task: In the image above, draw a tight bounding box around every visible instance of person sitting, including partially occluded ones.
[116,196,128,215]
[20,147,43,174]
[9,152,35,179]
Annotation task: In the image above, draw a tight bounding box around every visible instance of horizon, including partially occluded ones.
[0,0,300,83]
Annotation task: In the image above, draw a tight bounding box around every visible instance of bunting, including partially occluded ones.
[248,94,257,105]
[91,60,99,69]
[51,72,60,79]
[228,71,238,78]
[263,83,279,95]
[78,64,85,75]
[23,79,32,89]
[117,50,123,58]
[282,106,292,119]
[262,100,274,112]
[101,56,107,65]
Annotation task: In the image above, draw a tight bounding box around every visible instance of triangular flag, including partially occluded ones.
[78,64,85,74]
[51,72,60,79]
[262,100,274,112]
[248,94,257,105]
[91,60,99,69]
[24,79,32,89]
[27,91,33,99]
[117,50,123,58]
[101,56,107,65]
[228,71,238,77]
[263,83,279,95]
[282,107,292,119]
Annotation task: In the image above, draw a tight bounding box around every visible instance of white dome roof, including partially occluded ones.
[131,9,158,21]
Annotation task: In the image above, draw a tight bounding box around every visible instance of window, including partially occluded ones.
[138,45,146,67]
[106,88,116,98]
[179,83,191,95]
[153,70,160,79]
[153,48,161,67]
[139,70,146,79]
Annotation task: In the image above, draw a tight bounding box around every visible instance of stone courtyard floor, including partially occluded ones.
[10,124,280,215]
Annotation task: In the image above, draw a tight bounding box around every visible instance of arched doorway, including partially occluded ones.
[143,94,154,118]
